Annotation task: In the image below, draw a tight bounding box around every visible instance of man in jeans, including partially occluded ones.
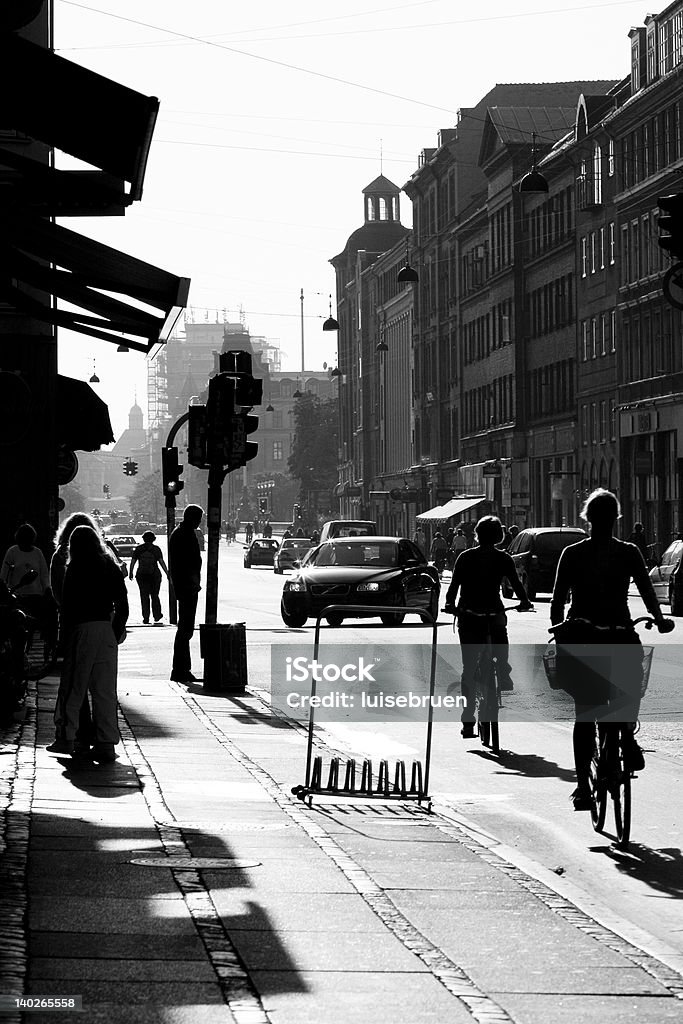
[169,505,204,683]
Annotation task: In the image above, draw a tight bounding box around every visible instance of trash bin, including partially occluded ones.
[199,623,248,693]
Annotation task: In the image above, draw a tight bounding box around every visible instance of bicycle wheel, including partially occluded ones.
[613,728,632,849]
[477,657,498,749]
[588,723,607,832]
[24,623,57,681]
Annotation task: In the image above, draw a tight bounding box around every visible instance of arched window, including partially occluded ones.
[280,379,292,399]
[366,196,376,221]
[379,197,388,220]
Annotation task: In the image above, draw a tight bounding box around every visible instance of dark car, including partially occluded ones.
[280,536,440,628]
[109,534,139,559]
[649,539,683,614]
[244,538,279,569]
[503,527,586,599]
[274,538,313,574]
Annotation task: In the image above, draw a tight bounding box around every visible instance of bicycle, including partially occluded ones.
[446,603,535,754]
[547,614,668,850]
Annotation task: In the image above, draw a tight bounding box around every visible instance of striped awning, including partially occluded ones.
[416,496,485,522]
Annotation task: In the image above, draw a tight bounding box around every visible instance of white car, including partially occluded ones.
[274,538,313,574]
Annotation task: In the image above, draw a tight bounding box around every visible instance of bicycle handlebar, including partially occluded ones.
[442,603,535,616]
[549,615,675,635]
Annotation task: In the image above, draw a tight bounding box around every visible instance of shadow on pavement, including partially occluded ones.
[591,841,683,898]
[468,746,576,782]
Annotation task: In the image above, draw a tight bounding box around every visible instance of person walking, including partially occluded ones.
[47,525,128,762]
[449,527,468,567]
[627,522,649,564]
[430,531,448,576]
[413,526,427,557]
[169,504,204,683]
[1,522,53,630]
[129,531,168,625]
[550,489,673,811]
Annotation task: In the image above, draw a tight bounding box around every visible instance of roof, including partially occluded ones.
[333,221,408,263]
[362,174,400,195]
[486,106,577,145]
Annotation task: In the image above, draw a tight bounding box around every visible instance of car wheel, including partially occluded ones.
[325,614,344,628]
[244,561,250,569]
[380,599,406,626]
[280,601,307,628]
[670,581,683,616]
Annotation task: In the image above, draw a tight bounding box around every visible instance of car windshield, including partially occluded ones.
[283,540,310,551]
[309,541,397,568]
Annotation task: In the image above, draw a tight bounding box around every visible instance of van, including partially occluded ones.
[319,520,377,543]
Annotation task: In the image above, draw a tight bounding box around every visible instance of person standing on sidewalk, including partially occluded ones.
[169,504,204,683]
[48,525,129,762]
[129,531,169,624]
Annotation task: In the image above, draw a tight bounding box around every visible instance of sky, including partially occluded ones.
[53,0,658,441]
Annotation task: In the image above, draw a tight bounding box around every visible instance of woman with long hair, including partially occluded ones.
[550,489,673,810]
[47,525,128,762]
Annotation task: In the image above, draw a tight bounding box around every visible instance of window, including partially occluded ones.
[610,309,616,353]
[581,404,588,445]
[591,402,598,443]
[272,441,283,461]
[581,236,587,277]
[609,222,615,265]
[600,401,607,442]
[593,144,603,204]
[273,410,282,428]
[591,318,597,358]
[600,312,607,355]
[610,398,617,440]
[582,320,588,361]
[590,232,596,273]
[608,138,615,176]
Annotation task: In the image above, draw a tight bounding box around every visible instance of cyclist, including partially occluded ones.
[550,489,673,811]
[444,515,533,737]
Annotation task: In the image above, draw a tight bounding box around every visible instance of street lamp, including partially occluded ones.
[397,238,419,284]
[300,288,339,372]
[518,132,549,194]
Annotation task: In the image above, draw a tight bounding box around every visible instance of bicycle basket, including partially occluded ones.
[640,645,654,698]
[542,644,561,689]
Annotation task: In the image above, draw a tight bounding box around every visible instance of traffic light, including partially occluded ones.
[123,459,138,476]
[187,405,208,468]
[258,498,268,514]
[162,446,184,496]
[217,349,263,469]
[657,194,683,259]
[102,483,110,497]
[206,373,235,465]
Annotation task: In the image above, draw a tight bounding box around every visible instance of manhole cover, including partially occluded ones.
[131,857,260,869]
[156,821,289,833]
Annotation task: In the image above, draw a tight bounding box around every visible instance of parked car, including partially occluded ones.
[502,527,586,600]
[648,539,683,614]
[319,520,377,543]
[103,538,128,577]
[274,537,313,574]
[280,536,440,628]
[243,538,279,569]
[109,534,139,558]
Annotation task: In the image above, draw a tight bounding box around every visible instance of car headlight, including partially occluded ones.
[286,581,307,593]
[356,581,389,592]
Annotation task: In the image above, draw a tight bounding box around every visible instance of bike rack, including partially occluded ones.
[291,603,438,811]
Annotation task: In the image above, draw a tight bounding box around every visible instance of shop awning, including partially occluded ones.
[56,375,115,452]
[416,496,485,522]
[0,210,190,353]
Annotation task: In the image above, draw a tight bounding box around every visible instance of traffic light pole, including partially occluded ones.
[205,463,227,625]
[164,412,190,625]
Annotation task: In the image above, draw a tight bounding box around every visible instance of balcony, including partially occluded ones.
[618,372,683,405]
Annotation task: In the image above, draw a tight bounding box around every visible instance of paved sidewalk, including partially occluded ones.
[1,627,682,1024]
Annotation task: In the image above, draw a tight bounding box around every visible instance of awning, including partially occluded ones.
[416,496,485,522]
[0,210,190,353]
[56,375,115,452]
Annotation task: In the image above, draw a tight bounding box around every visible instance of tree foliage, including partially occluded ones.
[287,393,338,496]
[129,470,164,523]
[59,481,85,517]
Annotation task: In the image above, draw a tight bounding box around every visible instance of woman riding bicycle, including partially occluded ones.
[444,515,533,737]
[550,489,673,811]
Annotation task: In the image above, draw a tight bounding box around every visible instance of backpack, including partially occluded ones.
[136,546,158,575]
